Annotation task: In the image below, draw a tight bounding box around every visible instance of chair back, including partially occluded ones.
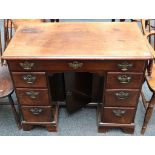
[142,20,155,42]
[0,20,13,66]
[141,19,155,76]
[4,19,13,49]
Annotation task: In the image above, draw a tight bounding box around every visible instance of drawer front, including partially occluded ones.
[8,60,146,72]
[106,72,143,89]
[12,72,47,88]
[16,88,50,106]
[103,107,135,124]
[22,106,53,122]
[104,89,139,107]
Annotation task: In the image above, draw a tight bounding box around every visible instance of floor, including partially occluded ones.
[0,19,155,136]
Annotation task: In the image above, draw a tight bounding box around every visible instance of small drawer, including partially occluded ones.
[16,88,50,106]
[102,107,135,124]
[106,72,143,89]
[21,106,53,122]
[12,72,47,88]
[104,89,139,107]
[8,60,146,72]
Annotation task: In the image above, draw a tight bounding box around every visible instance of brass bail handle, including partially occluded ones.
[26,91,40,99]
[115,91,129,100]
[117,75,132,84]
[117,61,133,71]
[68,61,83,69]
[23,74,36,84]
[30,107,43,115]
[113,109,126,117]
[19,61,34,70]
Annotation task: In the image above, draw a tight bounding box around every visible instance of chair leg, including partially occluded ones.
[141,94,155,134]
[147,59,153,76]
[8,94,21,129]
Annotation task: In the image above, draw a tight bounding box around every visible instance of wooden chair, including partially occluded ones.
[4,19,14,49]
[0,29,21,129]
[141,19,155,76]
[140,19,155,134]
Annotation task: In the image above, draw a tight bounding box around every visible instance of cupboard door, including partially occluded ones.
[64,72,92,113]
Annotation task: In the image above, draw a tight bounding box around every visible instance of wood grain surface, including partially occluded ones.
[2,22,152,60]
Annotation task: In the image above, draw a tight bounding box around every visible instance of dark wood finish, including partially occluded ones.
[12,72,47,88]
[106,72,144,89]
[16,88,50,106]
[22,124,34,131]
[98,124,135,134]
[91,74,104,102]
[102,107,135,124]
[49,73,65,101]
[21,106,53,122]
[8,60,146,72]
[64,72,92,113]
[3,22,152,133]
[97,105,135,134]
[104,89,139,107]
[22,105,58,132]
[121,127,135,134]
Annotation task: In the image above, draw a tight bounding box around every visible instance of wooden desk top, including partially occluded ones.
[3,22,152,60]
[11,19,44,30]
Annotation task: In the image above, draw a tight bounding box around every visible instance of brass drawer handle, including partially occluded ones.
[19,61,34,70]
[117,75,132,84]
[26,91,40,99]
[30,107,43,115]
[23,74,36,84]
[68,61,83,69]
[112,109,126,117]
[115,91,129,100]
[117,61,133,71]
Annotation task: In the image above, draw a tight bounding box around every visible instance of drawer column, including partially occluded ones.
[8,61,59,132]
[98,60,146,134]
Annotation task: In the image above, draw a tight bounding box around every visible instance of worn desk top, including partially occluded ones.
[2,22,152,60]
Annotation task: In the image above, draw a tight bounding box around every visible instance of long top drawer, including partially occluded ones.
[8,60,146,72]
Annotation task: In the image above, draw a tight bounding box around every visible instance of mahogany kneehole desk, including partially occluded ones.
[2,22,152,133]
